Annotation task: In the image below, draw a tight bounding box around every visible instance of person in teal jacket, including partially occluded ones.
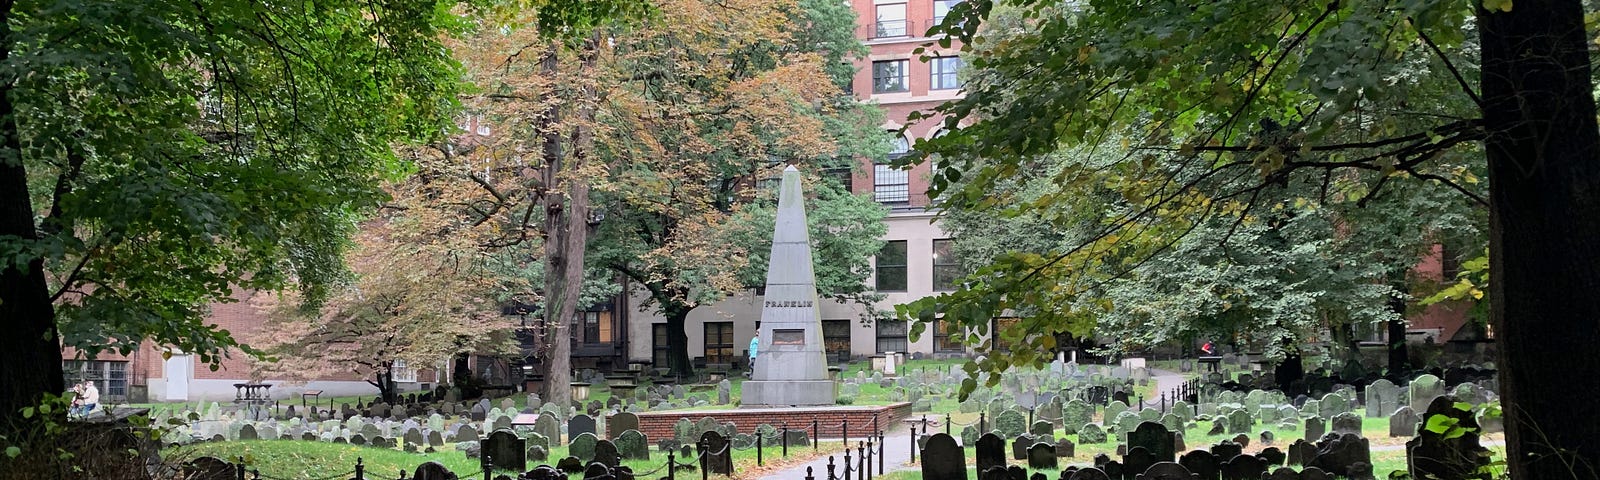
[748,322,761,372]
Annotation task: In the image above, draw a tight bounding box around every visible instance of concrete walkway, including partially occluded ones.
[758,422,920,479]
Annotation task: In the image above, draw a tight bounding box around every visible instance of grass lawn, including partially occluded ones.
[175,438,851,479]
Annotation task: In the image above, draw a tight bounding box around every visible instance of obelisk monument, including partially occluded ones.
[741,165,836,407]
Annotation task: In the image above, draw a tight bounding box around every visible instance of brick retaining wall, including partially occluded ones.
[634,403,913,440]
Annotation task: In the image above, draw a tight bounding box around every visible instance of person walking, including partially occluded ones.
[748,322,761,374]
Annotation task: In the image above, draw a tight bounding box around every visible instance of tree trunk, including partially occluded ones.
[1386,281,1410,375]
[664,305,694,378]
[536,36,600,409]
[1480,2,1600,478]
[373,367,396,405]
[0,0,66,435]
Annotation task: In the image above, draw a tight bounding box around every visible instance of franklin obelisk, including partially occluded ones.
[741,165,836,407]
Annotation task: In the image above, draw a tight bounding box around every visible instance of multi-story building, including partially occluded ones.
[622,0,970,366]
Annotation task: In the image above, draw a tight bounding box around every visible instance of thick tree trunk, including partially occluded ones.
[0,0,66,435]
[1480,2,1600,478]
[664,305,694,378]
[1386,282,1410,375]
[536,37,600,409]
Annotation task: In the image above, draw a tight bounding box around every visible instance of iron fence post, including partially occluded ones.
[813,418,820,451]
[757,431,764,466]
[782,421,790,457]
[668,448,676,480]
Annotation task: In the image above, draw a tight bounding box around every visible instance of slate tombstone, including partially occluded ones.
[1259,447,1286,466]
[1405,395,1491,480]
[995,409,1027,437]
[1210,441,1243,462]
[482,430,526,472]
[592,439,622,468]
[978,466,1010,480]
[1364,379,1399,418]
[1067,467,1112,480]
[454,424,479,443]
[1047,436,1073,458]
[976,433,1007,472]
[404,428,425,448]
[616,430,649,460]
[1138,462,1197,480]
[1127,422,1177,462]
[1078,423,1107,444]
[1286,439,1317,466]
[1179,450,1221,480]
[469,402,488,422]
[569,414,597,439]
[1030,420,1053,436]
[607,412,639,439]
[570,432,599,461]
[428,430,444,447]
[1063,400,1094,434]
[1124,446,1156,479]
[1226,409,1252,434]
[412,461,458,480]
[1407,374,1445,414]
[534,415,561,443]
[1307,433,1371,479]
[1304,416,1325,442]
[1388,406,1420,437]
[1218,453,1267,480]
[920,433,967,480]
[1330,412,1362,436]
[238,424,258,440]
[1027,442,1057,469]
[698,430,733,475]
[1011,434,1034,460]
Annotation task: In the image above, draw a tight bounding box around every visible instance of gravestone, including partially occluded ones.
[238,424,258,440]
[1139,462,1196,480]
[976,433,1007,472]
[1064,400,1094,434]
[570,432,598,460]
[741,167,836,406]
[616,430,649,460]
[1012,434,1034,460]
[607,413,639,439]
[698,431,733,475]
[1179,449,1221,480]
[1124,446,1155,479]
[1027,442,1057,469]
[1078,423,1107,444]
[1211,441,1243,462]
[1389,406,1420,437]
[428,430,444,447]
[996,410,1026,437]
[1407,374,1445,414]
[1128,422,1176,463]
[483,430,526,472]
[1329,412,1362,436]
[1307,433,1371,478]
[534,415,560,443]
[1259,447,1286,466]
[1067,468,1111,480]
[1030,420,1053,436]
[593,439,621,468]
[1364,379,1399,418]
[1226,409,1252,434]
[404,428,425,448]
[412,461,458,480]
[1304,416,1325,442]
[454,425,479,443]
[569,414,597,439]
[1219,453,1267,480]
[1405,395,1491,480]
[1318,393,1349,420]
[1055,437,1075,458]
[1259,430,1275,446]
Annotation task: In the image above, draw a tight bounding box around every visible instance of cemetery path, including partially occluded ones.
[1147,368,1188,407]
[755,425,917,480]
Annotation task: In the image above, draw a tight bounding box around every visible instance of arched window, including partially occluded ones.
[875,133,911,203]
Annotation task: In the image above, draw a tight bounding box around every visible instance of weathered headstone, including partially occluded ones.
[1304,416,1326,442]
[1407,374,1445,414]
[976,433,1007,472]
[570,432,599,460]
[1227,409,1253,434]
[534,415,560,443]
[1027,442,1057,470]
[569,414,596,439]
[616,430,649,460]
[592,439,621,468]
[1179,449,1220,480]
[698,431,733,475]
[921,433,967,480]
[412,461,458,480]
[1219,453,1267,480]
[1127,422,1176,462]
[1365,379,1399,418]
[1078,423,1107,444]
[1307,433,1371,479]
[1405,395,1490,480]
[607,412,639,439]
[483,430,526,472]
[1389,406,1420,437]
[1330,412,1362,436]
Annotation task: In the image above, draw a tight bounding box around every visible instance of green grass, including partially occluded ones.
[175,438,851,479]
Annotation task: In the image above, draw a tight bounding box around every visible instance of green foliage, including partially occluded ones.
[897,0,1491,398]
[2,0,463,365]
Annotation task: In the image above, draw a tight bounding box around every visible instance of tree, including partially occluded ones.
[906,1,1597,476]
[439,0,889,378]
[0,0,458,434]
[250,222,522,404]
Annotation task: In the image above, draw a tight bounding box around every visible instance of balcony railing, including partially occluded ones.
[859,20,957,41]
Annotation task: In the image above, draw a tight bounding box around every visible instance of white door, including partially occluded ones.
[164,354,191,401]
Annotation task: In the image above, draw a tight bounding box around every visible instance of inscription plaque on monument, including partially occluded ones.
[772,330,806,345]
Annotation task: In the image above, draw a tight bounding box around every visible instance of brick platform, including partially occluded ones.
[634,403,913,440]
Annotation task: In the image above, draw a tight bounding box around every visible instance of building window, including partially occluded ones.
[876,319,909,353]
[933,0,961,25]
[934,319,964,352]
[392,360,418,383]
[872,60,909,93]
[652,324,671,367]
[705,322,735,365]
[62,360,128,399]
[824,167,854,191]
[574,310,613,345]
[876,240,908,291]
[875,3,907,38]
[823,320,853,360]
[874,136,911,203]
[933,238,964,290]
[930,56,963,90]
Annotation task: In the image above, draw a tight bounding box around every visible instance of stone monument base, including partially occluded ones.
[740,380,837,407]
